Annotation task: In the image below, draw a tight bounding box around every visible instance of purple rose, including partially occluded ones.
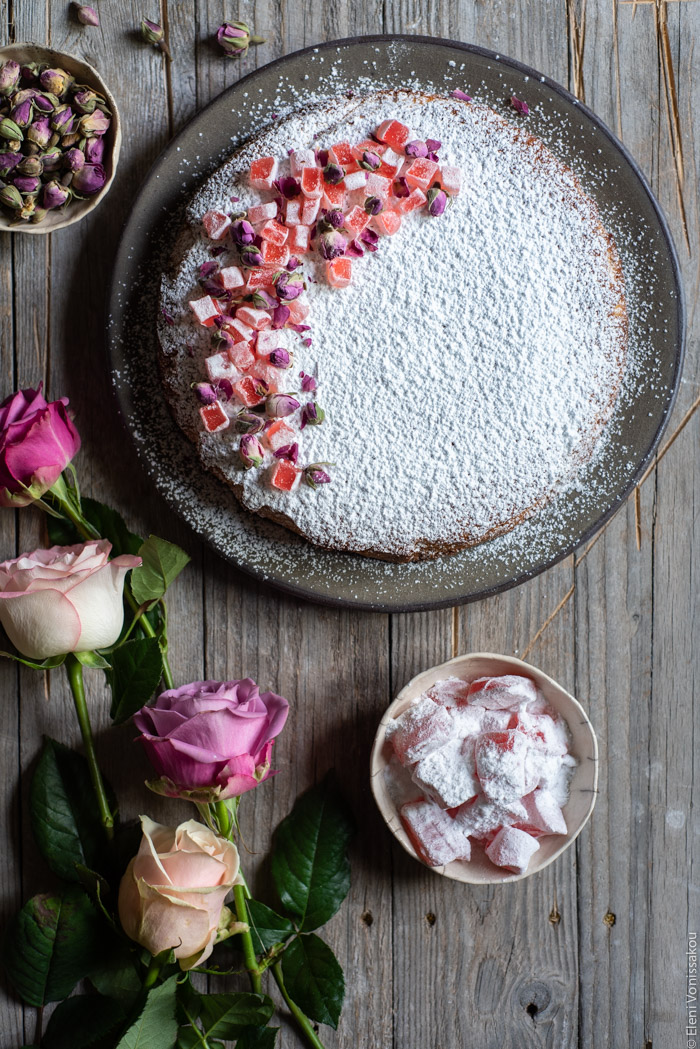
[134,679,289,801]
[0,385,80,507]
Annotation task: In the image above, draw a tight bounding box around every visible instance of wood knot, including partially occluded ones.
[603,910,616,927]
[360,910,374,927]
[425,912,436,927]
[518,981,552,1020]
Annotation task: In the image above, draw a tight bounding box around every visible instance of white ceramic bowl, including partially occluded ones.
[370,652,598,883]
[0,42,121,233]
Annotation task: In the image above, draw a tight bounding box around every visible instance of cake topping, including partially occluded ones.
[510,94,530,116]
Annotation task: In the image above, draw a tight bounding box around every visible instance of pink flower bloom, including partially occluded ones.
[0,385,80,507]
[0,540,141,659]
[134,679,289,801]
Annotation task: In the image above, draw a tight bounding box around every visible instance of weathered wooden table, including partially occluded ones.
[1,2,698,1047]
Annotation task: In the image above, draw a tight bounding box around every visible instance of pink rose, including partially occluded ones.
[118,815,240,969]
[134,678,289,801]
[0,540,141,659]
[0,385,80,507]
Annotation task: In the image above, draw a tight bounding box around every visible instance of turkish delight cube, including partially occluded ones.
[468,675,539,710]
[189,295,221,327]
[386,696,454,765]
[404,157,439,190]
[516,710,569,755]
[448,705,486,739]
[289,224,310,254]
[344,205,370,236]
[520,789,568,836]
[263,419,296,452]
[300,166,324,199]
[438,165,462,196]
[260,219,289,245]
[235,306,272,331]
[232,376,266,407]
[395,187,427,213]
[248,364,280,392]
[411,737,480,809]
[329,141,361,173]
[426,677,471,706]
[228,343,255,373]
[199,401,229,433]
[375,119,411,151]
[454,795,528,840]
[475,730,528,804]
[225,317,255,345]
[244,268,274,292]
[247,201,278,225]
[261,241,290,268]
[219,264,245,290]
[485,826,540,875]
[286,297,310,323]
[343,169,368,192]
[250,156,279,190]
[255,330,281,353]
[205,351,239,383]
[285,198,302,225]
[400,799,471,867]
[365,172,392,200]
[289,148,315,176]
[372,210,401,236]
[301,197,320,225]
[322,182,347,210]
[326,257,352,288]
[202,209,231,241]
[269,459,301,491]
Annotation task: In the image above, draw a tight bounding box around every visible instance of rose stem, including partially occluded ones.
[271,961,327,1049]
[211,801,263,995]
[143,954,163,990]
[65,654,114,839]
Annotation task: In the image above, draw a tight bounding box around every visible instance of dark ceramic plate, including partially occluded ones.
[107,35,684,612]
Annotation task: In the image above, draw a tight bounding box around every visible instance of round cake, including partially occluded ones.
[158,89,627,563]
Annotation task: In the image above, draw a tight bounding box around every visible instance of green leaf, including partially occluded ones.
[130,536,190,607]
[0,650,65,670]
[271,776,354,931]
[236,1027,279,1049]
[30,737,116,883]
[88,943,142,1006]
[246,900,295,954]
[199,993,274,1040]
[175,1030,201,1049]
[48,497,142,557]
[108,637,163,723]
[116,975,179,1049]
[74,650,111,669]
[43,992,126,1049]
[280,934,344,1030]
[2,886,104,1007]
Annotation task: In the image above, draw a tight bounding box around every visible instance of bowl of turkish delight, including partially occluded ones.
[370,652,598,883]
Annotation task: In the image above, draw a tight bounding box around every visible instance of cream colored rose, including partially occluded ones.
[118,815,240,969]
[0,540,140,659]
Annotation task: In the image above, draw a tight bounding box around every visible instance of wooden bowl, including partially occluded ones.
[370,652,598,883]
[0,42,121,233]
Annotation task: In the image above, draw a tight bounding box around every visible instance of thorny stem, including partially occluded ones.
[272,961,327,1049]
[65,654,114,839]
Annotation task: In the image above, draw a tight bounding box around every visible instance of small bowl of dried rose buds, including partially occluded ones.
[0,42,121,232]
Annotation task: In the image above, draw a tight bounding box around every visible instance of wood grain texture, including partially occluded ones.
[0,1,698,1046]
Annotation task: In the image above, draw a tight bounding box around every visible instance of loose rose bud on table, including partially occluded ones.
[216,20,265,58]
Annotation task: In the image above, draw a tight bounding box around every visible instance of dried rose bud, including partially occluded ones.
[10,99,34,129]
[240,245,263,267]
[216,378,234,402]
[405,139,428,158]
[300,372,317,393]
[301,401,325,429]
[39,68,71,98]
[199,260,218,279]
[252,379,270,400]
[0,118,23,145]
[0,184,23,210]
[304,463,332,489]
[426,151,439,163]
[239,433,264,469]
[272,303,290,329]
[268,348,292,368]
[212,329,234,351]
[315,149,329,168]
[234,411,266,435]
[393,176,410,198]
[0,61,20,96]
[252,290,277,310]
[18,196,37,222]
[61,132,81,148]
[364,195,382,216]
[73,3,99,26]
[326,209,344,230]
[31,207,48,224]
[64,147,85,173]
[323,162,344,185]
[359,150,381,171]
[450,89,472,102]
[266,393,300,418]
[72,162,106,195]
[427,186,447,217]
[13,175,40,194]
[84,135,104,164]
[79,109,110,136]
[274,442,299,464]
[33,93,57,114]
[42,179,71,209]
[232,218,255,245]
[286,256,300,271]
[40,146,62,171]
[50,106,74,134]
[216,21,264,57]
[277,175,300,199]
[510,94,530,116]
[72,88,100,115]
[192,382,217,405]
[319,229,347,261]
[17,155,43,177]
[276,274,304,301]
[0,152,21,178]
[27,116,51,148]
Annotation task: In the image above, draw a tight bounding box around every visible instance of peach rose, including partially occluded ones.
[118,816,240,969]
[0,540,141,659]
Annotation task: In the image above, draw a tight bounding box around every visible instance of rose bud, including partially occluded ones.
[33,93,58,114]
[216,20,265,57]
[50,105,74,134]
[277,175,300,198]
[405,139,428,158]
[27,116,51,148]
[73,3,100,26]
[13,175,40,195]
[240,244,263,267]
[268,348,292,368]
[0,61,20,96]
[359,150,381,171]
[252,290,277,310]
[16,155,43,177]
[40,146,62,171]
[364,195,383,216]
[133,678,289,801]
[231,217,255,245]
[84,135,104,164]
[427,186,448,217]
[319,229,347,261]
[239,433,264,469]
[64,147,85,173]
[0,185,23,210]
[10,99,34,129]
[326,209,344,229]
[118,816,241,969]
[72,87,99,115]
[266,393,300,418]
[39,68,71,97]
[0,539,140,659]
[140,18,173,59]
[274,442,299,464]
[300,371,317,393]
[61,132,81,148]
[0,152,21,178]
[71,162,106,195]
[271,303,290,329]
[275,274,304,301]
[0,384,80,507]
[301,401,325,429]
[323,162,344,185]
[79,109,110,136]
[31,207,48,224]
[234,410,265,435]
[0,117,23,142]
[42,179,71,209]
[192,382,217,405]
[216,378,234,402]
[304,462,332,489]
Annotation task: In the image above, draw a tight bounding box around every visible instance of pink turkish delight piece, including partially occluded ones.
[247,201,278,225]
[468,675,539,710]
[289,148,315,176]
[244,268,274,292]
[236,306,272,331]
[365,172,392,200]
[248,363,280,392]
[520,789,568,836]
[481,710,516,733]
[263,419,296,452]
[411,737,479,809]
[199,401,229,433]
[344,205,370,236]
[300,166,324,199]
[475,730,528,804]
[286,297,309,323]
[226,317,255,345]
[322,182,347,210]
[261,241,290,268]
[438,165,461,196]
[426,676,471,706]
[260,219,289,246]
[454,794,528,840]
[516,710,569,755]
[400,799,471,867]
[205,351,239,383]
[386,696,454,765]
[202,209,231,241]
[485,826,540,875]
[404,157,439,190]
[301,198,320,225]
[329,141,361,173]
[383,754,423,808]
[250,156,279,190]
[395,187,427,213]
[189,295,221,327]
[255,330,280,353]
[449,704,486,739]
[289,224,310,254]
[375,119,411,152]
[219,264,245,290]
[372,210,401,236]
[228,343,255,372]
[343,169,368,192]
[284,199,302,225]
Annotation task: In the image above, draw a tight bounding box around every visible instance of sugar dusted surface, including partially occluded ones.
[159,90,627,562]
